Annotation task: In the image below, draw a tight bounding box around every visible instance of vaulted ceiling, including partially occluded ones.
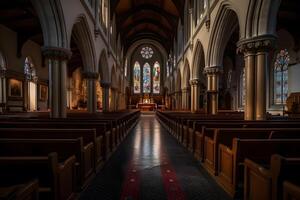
[0,0,43,57]
[111,0,185,52]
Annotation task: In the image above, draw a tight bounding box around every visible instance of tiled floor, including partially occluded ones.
[80,114,232,200]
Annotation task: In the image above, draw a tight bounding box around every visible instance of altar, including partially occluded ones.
[136,103,157,111]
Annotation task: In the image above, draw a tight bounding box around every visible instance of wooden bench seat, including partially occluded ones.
[0,128,103,171]
[204,128,300,177]
[244,154,300,200]
[218,139,300,198]
[0,138,91,189]
[0,121,111,160]
[0,153,76,200]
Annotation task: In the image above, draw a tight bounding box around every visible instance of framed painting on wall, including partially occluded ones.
[39,84,48,101]
[8,79,23,97]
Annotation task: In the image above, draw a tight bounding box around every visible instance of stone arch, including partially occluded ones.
[245,0,281,38]
[99,50,109,83]
[111,65,117,88]
[206,3,240,68]
[31,0,68,48]
[192,41,206,82]
[175,69,181,92]
[183,59,190,89]
[71,15,96,72]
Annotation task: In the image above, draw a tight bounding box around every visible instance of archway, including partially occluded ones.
[206,5,240,114]
[175,70,182,110]
[182,60,191,110]
[192,41,206,112]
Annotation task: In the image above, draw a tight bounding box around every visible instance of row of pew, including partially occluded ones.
[156,111,300,200]
[0,110,140,200]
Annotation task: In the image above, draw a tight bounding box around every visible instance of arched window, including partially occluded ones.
[133,61,141,94]
[24,57,37,81]
[274,49,289,105]
[0,52,6,77]
[143,63,151,93]
[153,61,160,94]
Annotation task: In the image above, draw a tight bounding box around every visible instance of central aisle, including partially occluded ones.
[80,114,231,200]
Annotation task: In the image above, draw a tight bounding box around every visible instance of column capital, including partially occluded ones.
[100,81,111,88]
[237,35,276,54]
[189,78,200,86]
[42,46,72,60]
[189,8,193,14]
[82,72,99,80]
[203,66,223,75]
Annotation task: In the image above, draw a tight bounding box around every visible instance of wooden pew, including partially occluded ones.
[284,181,300,200]
[0,128,101,171]
[193,122,300,161]
[244,154,300,200]
[0,138,91,189]
[0,153,76,200]
[203,128,300,176]
[218,139,300,198]
[0,179,39,200]
[0,121,110,160]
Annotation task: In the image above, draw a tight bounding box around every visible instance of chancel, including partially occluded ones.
[1,0,300,199]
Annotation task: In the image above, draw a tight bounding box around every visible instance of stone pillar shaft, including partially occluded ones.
[237,35,275,120]
[83,72,99,113]
[43,47,71,118]
[190,79,200,113]
[245,53,256,120]
[204,67,221,115]
[256,51,267,120]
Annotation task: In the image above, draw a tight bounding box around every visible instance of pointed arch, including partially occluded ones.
[71,15,96,72]
[143,62,151,93]
[183,59,190,89]
[133,61,141,94]
[31,0,68,48]
[207,3,240,68]
[192,41,205,82]
[99,50,109,83]
[111,65,117,88]
[175,69,181,92]
[153,61,161,94]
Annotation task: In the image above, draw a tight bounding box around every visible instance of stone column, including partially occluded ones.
[190,79,200,113]
[101,81,111,112]
[83,72,99,113]
[256,50,268,120]
[204,67,222,115]
[245,52,256,120]
[237,36,275,120]
[42,47,71,118]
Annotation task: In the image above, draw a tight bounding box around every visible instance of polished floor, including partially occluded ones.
[80,114,231,200]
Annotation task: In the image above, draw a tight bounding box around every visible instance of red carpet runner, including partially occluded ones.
[120,148,185,200]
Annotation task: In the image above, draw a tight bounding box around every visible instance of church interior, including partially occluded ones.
[0,0,300,199]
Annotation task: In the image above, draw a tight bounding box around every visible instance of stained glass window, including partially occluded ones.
[153,61,160,94]
[143,63,151,93]
[274,49,289,105]
[133,61,141,94]
[24,57,37,81]
[141,47,153,59]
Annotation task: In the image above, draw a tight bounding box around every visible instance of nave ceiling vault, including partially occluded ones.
[112,0,185,52]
